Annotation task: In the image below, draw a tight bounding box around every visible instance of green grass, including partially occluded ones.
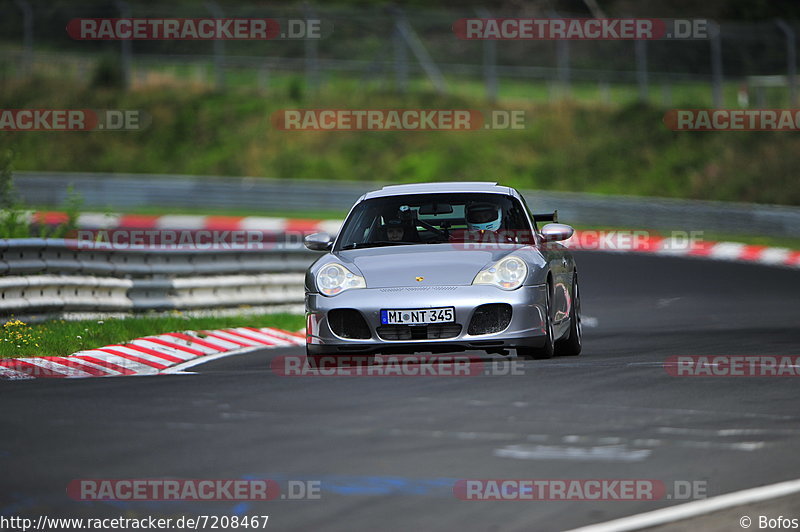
[0,313,305,359]
[3,76,800,207]
[138,65,758,108]
[0,43,763,109]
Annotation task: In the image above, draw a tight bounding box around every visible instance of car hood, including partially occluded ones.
[337,244,525,288]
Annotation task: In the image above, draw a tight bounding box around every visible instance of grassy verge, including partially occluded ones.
[0,313,305,359]
[1,44,770,109]
[2,78,800,206]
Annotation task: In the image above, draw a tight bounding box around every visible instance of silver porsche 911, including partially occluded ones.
[303,182,581,366]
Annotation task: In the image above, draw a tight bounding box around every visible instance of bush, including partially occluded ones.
[0,149,82,238]
[91,55,126,90]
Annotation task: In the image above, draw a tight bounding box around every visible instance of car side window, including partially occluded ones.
[517,195,539,232]
[504,199,529,231]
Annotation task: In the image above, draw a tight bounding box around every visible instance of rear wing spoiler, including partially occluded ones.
[533,210,558,223]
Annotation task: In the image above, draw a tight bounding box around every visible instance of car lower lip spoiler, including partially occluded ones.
[533,210,558,223]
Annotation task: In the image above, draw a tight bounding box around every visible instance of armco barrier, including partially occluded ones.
[131,274,306,310]
[14,171,800,238]
[0,239,317,318]
[0,276,133,314]
[1,227,798,319]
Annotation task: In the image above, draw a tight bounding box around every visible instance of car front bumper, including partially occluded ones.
[305,284,548,355]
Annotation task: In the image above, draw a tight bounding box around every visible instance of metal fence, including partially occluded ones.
[0,238,315,318]
[1,2,799,106]
[14,171,800,239]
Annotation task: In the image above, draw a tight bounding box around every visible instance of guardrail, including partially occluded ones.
[0,239,317,318]
[14,171,800,238]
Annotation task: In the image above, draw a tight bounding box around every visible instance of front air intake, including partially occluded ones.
[328,309,371,339]
[468,304,512,335]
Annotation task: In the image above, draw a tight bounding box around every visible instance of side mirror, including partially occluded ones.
[304,232,333,251]
[540,223,574,242]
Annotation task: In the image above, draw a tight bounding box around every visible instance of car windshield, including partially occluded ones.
[335,192,534,250]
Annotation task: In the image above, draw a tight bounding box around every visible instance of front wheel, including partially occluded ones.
[517,282,555,360]
[555,272,582,357]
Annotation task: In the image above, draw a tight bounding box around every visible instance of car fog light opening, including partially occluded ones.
[328,309,371,339]
[468,304,512,335]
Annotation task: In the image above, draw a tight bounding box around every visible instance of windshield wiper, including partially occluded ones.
[340,241,418,250]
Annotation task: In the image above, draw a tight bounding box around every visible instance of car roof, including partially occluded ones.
[362,182,517,200]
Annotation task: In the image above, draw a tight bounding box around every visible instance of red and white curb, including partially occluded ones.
[562,233,800,269]
[32,210,800,269]
[30,210,342,236]
[0,327,305,380]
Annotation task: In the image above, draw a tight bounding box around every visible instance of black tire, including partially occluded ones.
[555,272,582,357]
[517,280,555,360]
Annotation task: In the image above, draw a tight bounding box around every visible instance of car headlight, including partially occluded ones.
[472,256,528,290]
[316,263,366,296]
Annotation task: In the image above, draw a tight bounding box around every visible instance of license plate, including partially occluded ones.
[381,307,455,325]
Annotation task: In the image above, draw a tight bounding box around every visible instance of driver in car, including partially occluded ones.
[449,202,514,246]
[384,219,406,241]
[466,202,503,232]
[381,219,419,242]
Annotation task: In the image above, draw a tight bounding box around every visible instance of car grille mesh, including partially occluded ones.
[467,304,512,335]
[377,324,462,341]
[328,309,371,339]
[378,286,458,292]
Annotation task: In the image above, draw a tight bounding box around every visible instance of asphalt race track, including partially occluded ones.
[2,252,799,532]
